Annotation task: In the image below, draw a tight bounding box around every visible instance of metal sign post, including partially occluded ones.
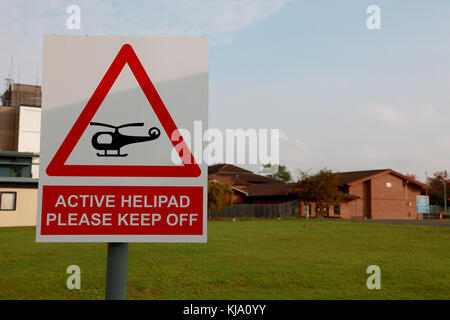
[105,243,129,300]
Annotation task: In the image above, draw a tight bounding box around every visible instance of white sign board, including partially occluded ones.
[18,106,41,154]
[36,35,208,242]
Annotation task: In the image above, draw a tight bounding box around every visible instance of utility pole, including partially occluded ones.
[405,180,409,219]
[444,170,448,213]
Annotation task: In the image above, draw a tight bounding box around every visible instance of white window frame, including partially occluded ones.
[0,192,17,211]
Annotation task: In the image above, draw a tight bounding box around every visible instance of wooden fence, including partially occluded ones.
[209,200,300,219]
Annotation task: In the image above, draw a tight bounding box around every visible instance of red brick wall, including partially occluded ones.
[339,201,359,219]
[370,173,422,219]
[348,183,365,218]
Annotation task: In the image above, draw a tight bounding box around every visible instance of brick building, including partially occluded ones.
[208,165,429,220]
[2,82,41,108]
[301,169,429,220]
[208,164,297,204]
[0,82,41,153]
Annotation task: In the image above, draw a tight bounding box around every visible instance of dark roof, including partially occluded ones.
[338,169,389,185]
[0,177,38,186]
[0,150,38,158]
[208,164,283,186]
[338,169,428,189]
[235,183,297,197]
[208,164,252,175]
[342,193,361,201]
[216,172,282,185]
[208,175,232,184]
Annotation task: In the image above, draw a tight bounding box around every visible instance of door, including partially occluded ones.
[363,180,372,218]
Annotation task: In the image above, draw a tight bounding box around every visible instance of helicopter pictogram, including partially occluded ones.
[89,122,160,157]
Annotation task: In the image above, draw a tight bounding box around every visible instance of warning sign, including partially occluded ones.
[36,35,208,243]
[46,43,200,178]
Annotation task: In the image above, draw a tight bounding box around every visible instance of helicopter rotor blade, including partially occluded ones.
[89,122,145,129]
[117,122,145,129]
[89,122,117,129]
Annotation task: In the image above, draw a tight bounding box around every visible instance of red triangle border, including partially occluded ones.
[46,44,201,178]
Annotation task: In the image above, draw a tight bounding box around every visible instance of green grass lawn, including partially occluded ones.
[0,218,449,299]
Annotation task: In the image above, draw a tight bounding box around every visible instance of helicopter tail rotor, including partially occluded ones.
[149,127,160,139]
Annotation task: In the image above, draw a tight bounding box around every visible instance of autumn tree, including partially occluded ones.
[295,168,346,217]
[208,181,233,214]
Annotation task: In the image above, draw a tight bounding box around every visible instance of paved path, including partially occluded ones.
[330,219,450,228]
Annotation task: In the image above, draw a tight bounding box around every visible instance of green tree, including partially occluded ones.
[263,164,292,182]
[295,168,345,217]
[426,170,449,207]
[208,181,233,214]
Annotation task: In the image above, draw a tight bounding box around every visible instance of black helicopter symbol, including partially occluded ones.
[89,122,160,157]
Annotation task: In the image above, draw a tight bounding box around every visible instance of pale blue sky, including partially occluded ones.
[1,0,449,180]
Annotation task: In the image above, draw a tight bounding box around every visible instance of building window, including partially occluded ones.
[0,192,17,211]
[386,182,392,188]
[10,166,22,177]
[334,205,341,215]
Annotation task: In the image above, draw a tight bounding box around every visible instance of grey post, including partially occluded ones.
[105,243,129,300]
[444,170,448,213]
